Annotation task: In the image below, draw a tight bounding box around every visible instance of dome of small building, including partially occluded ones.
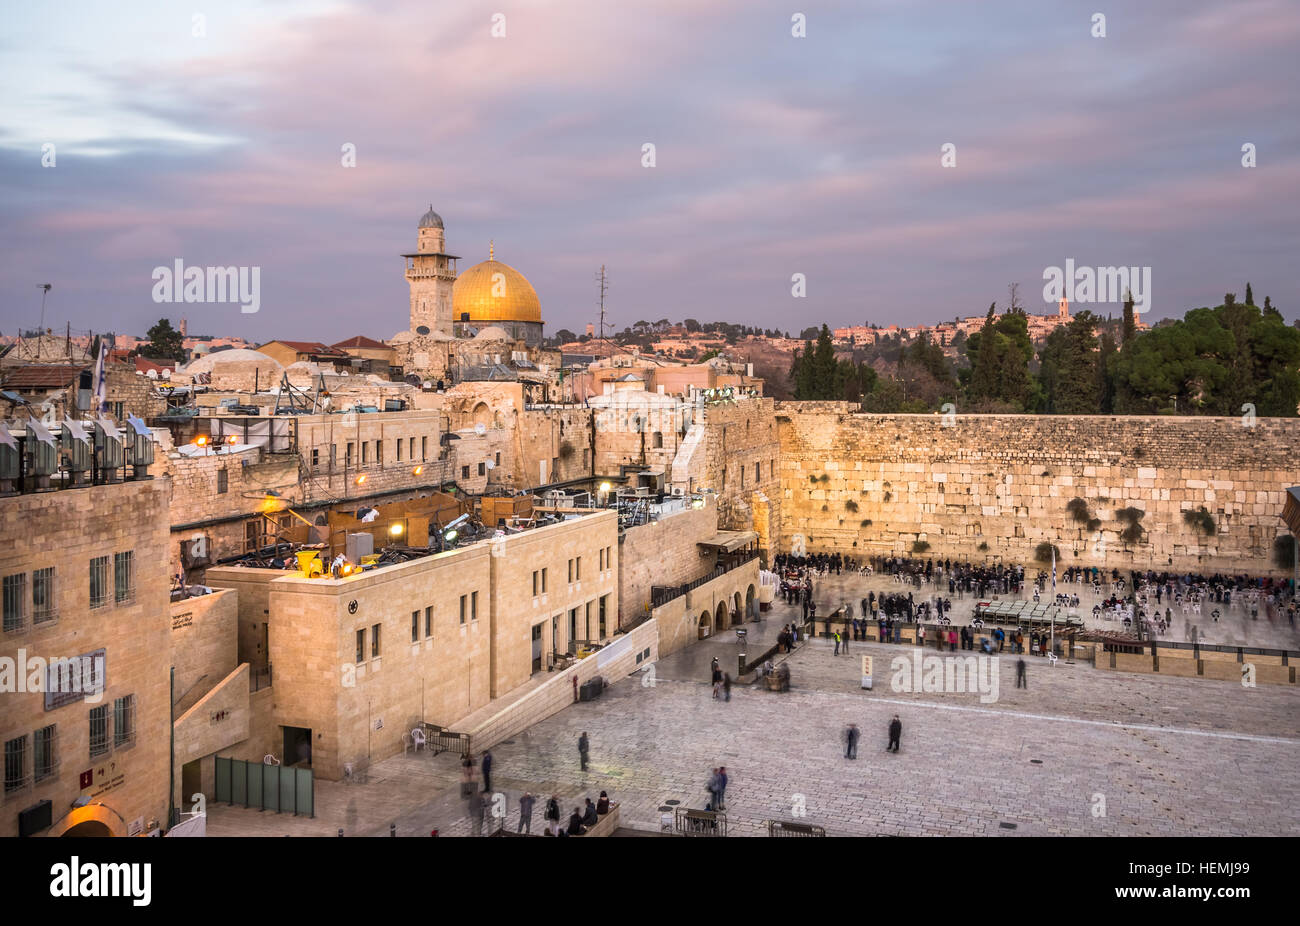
[183,348,283,377]
[418,205,444,229]
[473,326,512,341]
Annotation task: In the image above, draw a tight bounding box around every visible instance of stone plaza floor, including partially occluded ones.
[207,587,1300,838]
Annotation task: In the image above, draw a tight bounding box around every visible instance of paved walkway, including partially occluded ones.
[208,593,1300,837]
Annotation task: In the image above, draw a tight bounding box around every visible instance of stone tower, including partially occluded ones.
[1058,297,1069,319]
[403,206,459,337]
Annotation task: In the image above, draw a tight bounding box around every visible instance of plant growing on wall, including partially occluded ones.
[1034,541,1060,564]
[977,541,989,552]
[1182,507,1216,536]
[845,499,859,513]
[882,491,893,503]
[1116,506,1146,548]
[911,540,930,554]
[558,441,575,460]
[860,519,872,528]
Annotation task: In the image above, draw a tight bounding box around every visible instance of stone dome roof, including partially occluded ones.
[453,253,542,324]
[183,348,283,376]
[473,326,512,341]
[418,205,444,229]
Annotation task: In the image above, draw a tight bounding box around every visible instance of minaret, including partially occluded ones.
[1058,297,1069,320]
[403,205,459,336]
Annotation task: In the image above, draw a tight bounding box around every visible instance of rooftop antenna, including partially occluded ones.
[37,283,51,333]
[595,265,610,359]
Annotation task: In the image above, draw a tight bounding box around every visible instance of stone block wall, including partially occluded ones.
[776,409,1300,574]
[617,497,719,626]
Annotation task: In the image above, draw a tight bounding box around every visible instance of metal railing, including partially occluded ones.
[675,806,726,837]
[650,550,759,609]
[767,820,826,837]
[249,663,273,692]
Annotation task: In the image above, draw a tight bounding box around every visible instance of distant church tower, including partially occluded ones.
[403,206,459,337]
[1058,297,1069,319]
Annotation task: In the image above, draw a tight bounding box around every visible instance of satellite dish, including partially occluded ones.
[486,460,496,470]
[474,423,486,436]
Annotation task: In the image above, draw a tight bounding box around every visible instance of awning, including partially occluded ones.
[698,530,758,553]
[1283,487,1300,537]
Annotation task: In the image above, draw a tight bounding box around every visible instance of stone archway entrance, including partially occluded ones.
[715,601,728,633]
[698,610,712,639]
[746,584,756,620]
[63,820,114,837]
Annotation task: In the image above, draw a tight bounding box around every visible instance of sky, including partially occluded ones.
[1,0,1298,343]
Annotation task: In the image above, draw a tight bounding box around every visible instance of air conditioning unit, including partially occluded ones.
[670,486,686,498]
[95,420,124,473]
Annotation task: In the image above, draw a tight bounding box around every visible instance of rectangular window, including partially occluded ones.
[362,442,369,464]
[371,624,381,658]
[755,462,760,484]
[461,466,469,479]
[424,606,432,638]
[355,629,366,664]
[495,452,501,466]
[598,549,604,571]
[217,468,228,494]
[3,573,26,632]
[412,610,420,643]
[459,595,467,625]
[421,436,427,460]
[599,595,608,638]
[32,566,56,624]
[4,735,28,794]
[542,568,548,594]
[312,448,320,468]
[471,591,478,621]
[409,437,416,460]
[33,725,57,783]
[568,559,573,584]
[396,441,403,462]
[113,695,135,748]
[532,570,539,596]
[346,442,354,466]
[89,556,110,609]
[576,556,581,581]
[478,462,485,477]
[89,706,109,759]
[585,601,592,640]
[568,608,577,649]
[114,551,134,604]
[376,440,383,463]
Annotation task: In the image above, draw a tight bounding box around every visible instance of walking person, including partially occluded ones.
[887,715,902,753]
[706,768,720,811]
[578,731,590,771]
[716,766,728,810]
[1016,657,1027,689]
[468,787,485,837]
[844,723,859,759]
[518,791,535,834]
[723,672,732,702]
[544,794,561,831]
[834,630,841,655]
[480,749,493,794]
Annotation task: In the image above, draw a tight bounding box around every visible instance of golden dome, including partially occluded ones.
[452,247,542,324]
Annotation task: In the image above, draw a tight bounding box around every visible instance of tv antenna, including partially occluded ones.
[595,265,611,358]
[37,283,52,333]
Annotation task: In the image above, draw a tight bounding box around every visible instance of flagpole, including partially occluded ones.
[1050,546,1056,659]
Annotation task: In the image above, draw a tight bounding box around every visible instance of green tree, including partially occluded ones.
[1245,282,1254,305]
[1122,291,1137,346]
[141,318,185,362]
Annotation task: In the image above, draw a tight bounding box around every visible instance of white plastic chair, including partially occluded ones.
[411,728,427,753]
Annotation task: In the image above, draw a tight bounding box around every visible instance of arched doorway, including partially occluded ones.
[471,402,491,429]
[715,601,728,633]
[48,802,128,837]
[732,592,743,626]
[698,610,712,639]
[746,584,756,620]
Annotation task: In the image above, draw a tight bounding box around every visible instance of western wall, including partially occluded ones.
[774,403,1300,575]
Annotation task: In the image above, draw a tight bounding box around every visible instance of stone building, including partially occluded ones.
[0,468,171,837]
[202,509,619,780]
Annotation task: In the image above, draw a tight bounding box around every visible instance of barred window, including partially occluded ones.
[3,573,27,633]
[113,695,136,748]
[4,735,28,794]
[32,567,56,624]
[355,629,365,664]
[114,551,134,604]
[89,705,109,758]
[217,468,228,494]
[89,556,110,609]
[33,725,58,782]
